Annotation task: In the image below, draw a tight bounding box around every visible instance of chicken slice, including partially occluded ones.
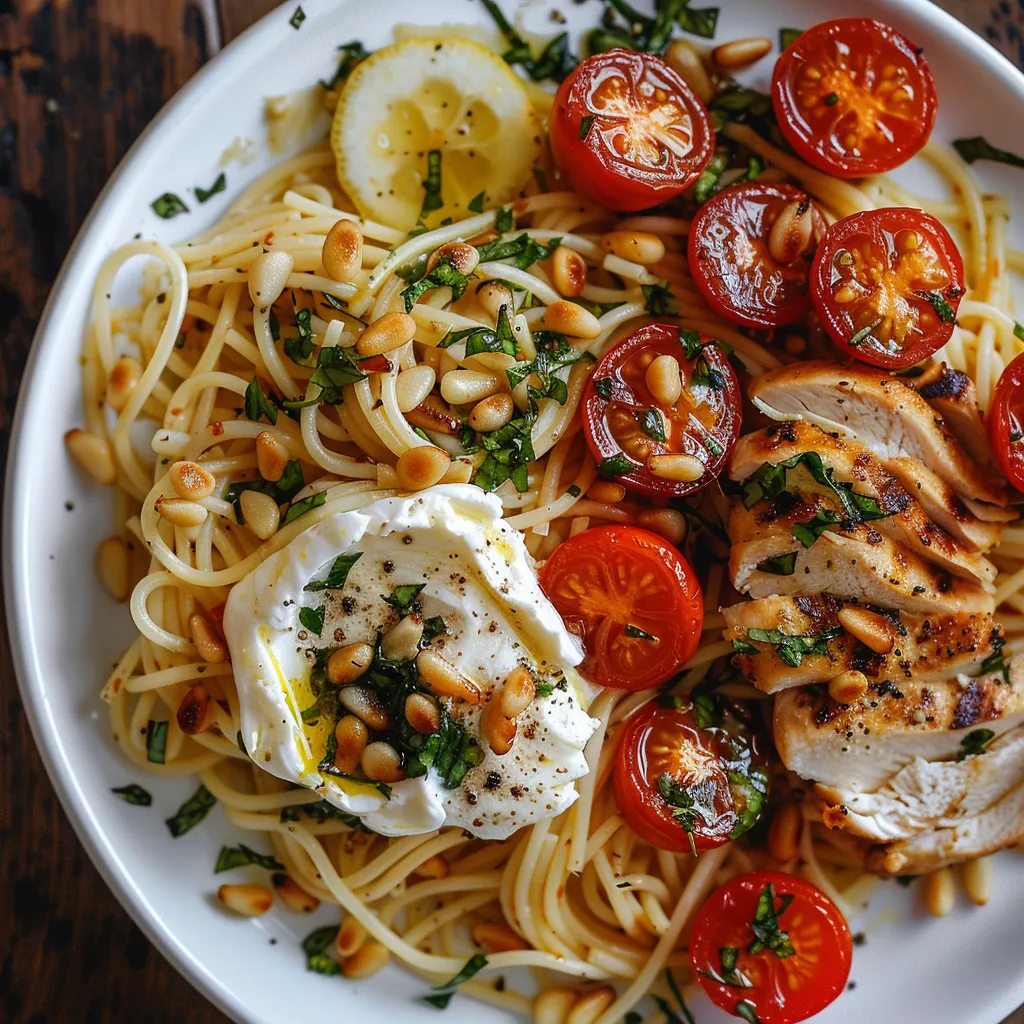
[748,360,1007,507]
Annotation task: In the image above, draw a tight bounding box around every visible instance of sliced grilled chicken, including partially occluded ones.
[729,423,997,588]
[728,501,995,615]
[723,595,999,694]
[748,361,1007,507]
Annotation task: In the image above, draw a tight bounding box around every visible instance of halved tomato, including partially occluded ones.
[810,208,964,370]
[772,18,937,178]
[550,49,714,211]
[540,525,702,690]
[989,351,1024,491]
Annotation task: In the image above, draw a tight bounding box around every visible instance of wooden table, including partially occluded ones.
[0,3,1022,1023]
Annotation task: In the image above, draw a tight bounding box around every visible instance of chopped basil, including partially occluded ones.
[283,307,315,366]
[691,353,725,390]
[895,875,919,887]
[385,583,426,618]
[215,843,285,873]
[146,720,168,764]
[305,552,363,592]
[468,191,485,213]
[756,552,797,576]
[475,232,561,270]
[779,27,802,50]
[923,290,956,322]
[243,377,279,425]
[421,616,448,644]
[823,91,839,106]
[664,969,697,1024]
[289,5,306,29]
[791,507,840,548]
[704,436,723,458]
[567,484,582,498]
[268,309,281,340]
[728,765,768,839]
[283,345,367,409]
[679,328,704,360]
[151,192,189,219]
[405,714,484,789]
[741,626,843,667]
[165,784,217,837]
[579,114,596,140]
[320,40,370,91]
[642,282,678,316]
[975,634,1010,682]
[473,410,537,493]
[589,0,716,55]
[302,924,341,975]
[506,330,588,405]
[599,454,634,479]
[640,408,666,442]
[959,728,996,759]
[400,252,471,311]
[679,5,718,38]
[420,150,444,218]
[735,1000,761,1024]
[283,490,326,524]
[495,204,514,233]
[319,732,393,796]
[535,675,568,698]
[299,605,325,636]
[656,773,705,853]
[478,0,576,82]
[111,783,152,806]
[1015,322,1024,343]
[694,151,727,203]
[224,459,304,521]
[194,172,226,203]
[593,376,614,399]
[624,623,656,639]
[280,799,364,828]
[848,318,882,347]
[692,692,718,729]
[953,136,1024,169]
[731,638,759,656]
[748,882,796,957]
[710,86,774,131]
[424,953,489,1009]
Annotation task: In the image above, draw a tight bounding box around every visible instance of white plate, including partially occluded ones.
[6,1,1024,1021]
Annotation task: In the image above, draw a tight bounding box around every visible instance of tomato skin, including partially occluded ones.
[583,323,742,497]
[688,183,827,329]
[691,871,853,1024]
[550,49,714,211]
[810,207,965,370]
[772,18,937,178]
[540,525,702,690]
[989,352,1024,491]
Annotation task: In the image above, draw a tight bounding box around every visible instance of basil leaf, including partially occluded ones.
[424,953,489,1009]
[289,6,306,29]
[165,784,217,837]
[923,290,956,322]
[694,151,727,204]
[642,282,678,315]
[305,551,363,592]
[283,490,326,524]
[959,728,996,759]
[302,924,342,975]
[111,783,152,806]
[625,623,656,639]
[385,583,426,617]
[319,40,370,91]
[243,377,278,425]
[299,605,325,636]
[953,136,1024,169]
[640,408,666,442]
[600,454,634,479]
[215,843,285,873]
[468,191,485,213]
[146,720,168,764]
[594,376,614,399]
[495,204,514,233]
[151,192,189,219]
[848,318,882,347]
[679,5,718,38]
[420,149,443,217]
[194,172,226,203]
[780,27,802,50]
[748,882,796,958]
[756,552,797,576]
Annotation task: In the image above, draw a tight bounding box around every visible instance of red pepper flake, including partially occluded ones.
[211,421,224,436]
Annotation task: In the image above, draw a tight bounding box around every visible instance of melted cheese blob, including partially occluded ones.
[223,484,599,839]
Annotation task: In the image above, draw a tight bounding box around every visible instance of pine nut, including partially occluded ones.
[713,36,772,70]
[566,986,616,1024]
[255,431,290,483]
[440,369,502,405]
[336,917,367,957]
[396,445,450,491]
[96,536,131,602]
[768,198,815,265]
[961,856,993,906]
[645,353,682,406]
[339,686,389,730]
[428,241,480,276]
[272,873,319,913]
[156,496,208,528]
[501,666,536,718]
[542,300,601,339]
[469,393,514,432]
[357,311,416,356]
[923,867,955,917]
[342,940,390,979]
[248,250,294,307]
[767,802,803,863]
[405,692,441,734]
[836,606,895,654]
[106,356,142,412]
[333,715,368,774]
[239,489,280,540]
[637,508,688,545]
[647,453,705,483]
[218,883,272,917]
[472,921,528,952]
[828,669,868,705]
[326,643,374,685]
[482,695,517,755]
[416,650,481,703]
[65,428,116,485]
[534,988,578,1024]
[169,460,216,500]
[189,613,228,663]
[381,615,424,661]
[552,245,587,296]
[601,230,665,266]
[322,219,363,282]
[586,481,626,504]
[664,39,714,103]
[176,682,210,734]
[361,741,405,783]
[412,854,449,879]
[395,365,436,413]
[477,280,514,322]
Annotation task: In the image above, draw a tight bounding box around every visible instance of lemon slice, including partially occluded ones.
[332,38,542,232]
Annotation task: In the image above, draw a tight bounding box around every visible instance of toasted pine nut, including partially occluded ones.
[248,250,294,307]
[469,393,514,432]
[169,460,216,500]
[552,245,587,296]
[645,353,682,406]
[767,802,803,863]
[768,198,815,265]
[637,508,688,546]
[342,940,390,979]
[441,458,474,484]
[395,365,436,413]
[713,36,772,70]
[176,682,210,735]
[326,643,374,685]
[106,356,142,412]
[587,481,626,504]
[396,445,450,491]
[336,917,367,957]
[357,311,416,356]
[533,988,578,1024]
[405,692,442,735]
[239,489,280,540]
[477,280,514,322]
[96,536,131,602]
[440,369,502,405]
[542,300,601,339]
[322,219,363,282]
[482,695,517,755]
[334,715,368,774]
[255,431,290,483]
[412,853,449,879]
[65,428,116,485]
[361,741,405,783]
[923,867,955,917]
[828,669,868,705]
[189,613,228,663]
[501,666,536,718]
[567,986,616,1024]
[472,921,528,953]
[664,39,714,103]
[339,685,389,730]
[218,883,272,917]
[836,606,895,654]
[601,230,665,266]
[961,856,993,906]
[647,453,705,483]
[416,650,481,703]
[272,873,319,913]
[156,496,208,528]
[428,241,480,276]
[382,615,424,661]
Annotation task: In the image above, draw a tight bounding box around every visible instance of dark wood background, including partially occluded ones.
[1,2,1023,1023]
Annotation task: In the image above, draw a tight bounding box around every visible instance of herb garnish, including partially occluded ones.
[243,377,279,425]
[473,410,538,492]
[924,290,956,322]
[694,152,728,204]
[625,623,656,639]
[400,252,472,311]
[302,924,341,975]
[475,232,562,270]
[194,172,226,203]
[215,843,285,873]
[385,583,426,618]
[600,454,635,479]
[320,41,370,91]
[165,784,217,837]
[478,0,576,82]
[424,953,489,1009]
[656,773,707,854]
[299,605,325,636]
[642,282,678,316]
[748,882,796,957]
[283,491,327,525]
[953,136,1024,170]
[146,720,168,764]
[283,307,316,366]
[289,5,306,29]
[779,27,802,50]
[733,626,843,667]
[420,150,444,219]
[151,192,189,219]
[111,783,152,806]
[756,552,797,576]
[640,408,667,442]
[593,376,615,399]
[974,634,1010,682]
[823,92,839,106]
[848,318,882,347]
[304,552,363,592]
[579,114,596,140]
[958,728,996,759]
[282,345,367,409]
[505,330,589,406]
[468,190,485,213]
[224,459,304,522]
[589,0,718,55]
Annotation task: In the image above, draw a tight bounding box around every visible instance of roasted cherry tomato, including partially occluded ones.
[540,525,702,690]
[550,49,714,211]
[810,208,964,370]
[688,183,827,329]
[772,18,937,178]
[614,699,767,853]
[582,323,742,496]
[989,352,1024,491]
[691,871,853,1024]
